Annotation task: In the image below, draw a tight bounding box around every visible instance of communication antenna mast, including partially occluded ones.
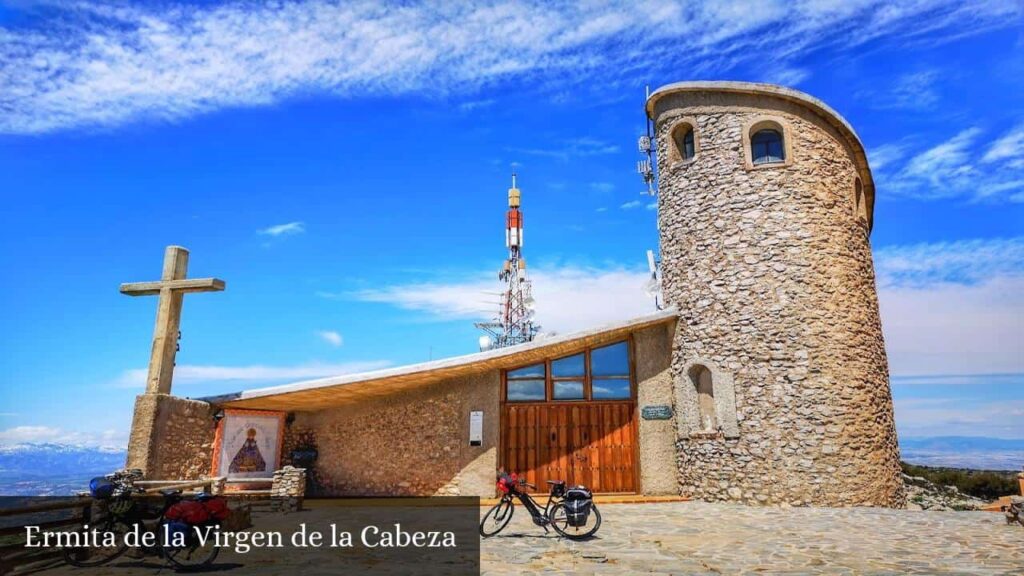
[637,85,663,309]
[475,173,541,351]
[637,84,656,197]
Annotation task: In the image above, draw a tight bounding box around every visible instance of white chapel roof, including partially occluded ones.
[199,308,678,412]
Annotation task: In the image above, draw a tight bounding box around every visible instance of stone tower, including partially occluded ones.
[647,82,904,507]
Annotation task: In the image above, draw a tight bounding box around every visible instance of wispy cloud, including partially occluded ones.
[508,138,620,161]
[0,426,127,449]
[982,122,1024,167]
[868,142,909,171]
[864,70,942,110]
[874,236,1024,286]
[112,361,390,388]
[875,236,1024,375]
[589,182,615,194]
[877,125,1024,202]
[259,221,305,237]
[352,266,655,334]
[2,1,1019,134]
[620,200,642,209]
[317,330,343,347]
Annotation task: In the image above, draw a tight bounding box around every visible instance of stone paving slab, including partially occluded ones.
[33,501,1024,574]
[480,502,1024,575]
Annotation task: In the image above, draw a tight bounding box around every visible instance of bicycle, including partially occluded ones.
[61,469,222,570]
[480,472,601,541]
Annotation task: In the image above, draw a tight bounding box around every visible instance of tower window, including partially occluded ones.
[672,123,696,161]
[751,129,784,165]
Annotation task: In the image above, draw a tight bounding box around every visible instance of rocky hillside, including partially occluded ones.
[903,473,990,511]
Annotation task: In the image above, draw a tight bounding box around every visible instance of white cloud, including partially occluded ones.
[508,138,620,161]
[620,200,642,209]
[113,360,391,388]
[873,70,942,110]
[982,122,1024,165]
[868,143,908,171]
[874,236,1024,286]
[874,236,1024,375]
[318,330,344,347]
[353,266,655,334]
[259,221,305,237]
[589,182,615,193]
[877,125,1024,202]
[894,398,1024,438]
[2,0,1019,133]
[646,201,658,210]
[0,426,128,449]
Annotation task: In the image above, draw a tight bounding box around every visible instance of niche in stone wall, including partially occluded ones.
[853,177,869,227]
[675,359,739,439]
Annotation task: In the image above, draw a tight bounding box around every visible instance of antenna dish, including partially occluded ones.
[478,335,493,352]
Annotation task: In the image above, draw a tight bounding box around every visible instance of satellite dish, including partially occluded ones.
[478,335,493,352]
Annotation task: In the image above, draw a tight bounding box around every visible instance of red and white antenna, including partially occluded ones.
[476,173,540,350]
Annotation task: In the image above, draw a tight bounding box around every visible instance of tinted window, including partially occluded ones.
[508,363,545,378]
[591,378,631,400]
[553,381,584,400]
[591,342,629,376]
[551,353,585,377]
[752,129,784,164]
[507,379,545,401]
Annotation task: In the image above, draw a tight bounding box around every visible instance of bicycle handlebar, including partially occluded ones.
[518,480,537,490]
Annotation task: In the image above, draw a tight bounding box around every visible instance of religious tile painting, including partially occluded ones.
[212,409,286,479]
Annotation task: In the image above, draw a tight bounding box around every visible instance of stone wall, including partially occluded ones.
[634,322,679,495]
[126,393,215,480]
[281,371,500,497]
[651,86,904,507]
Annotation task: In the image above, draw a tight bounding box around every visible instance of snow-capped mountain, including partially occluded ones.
[0,443,126,496]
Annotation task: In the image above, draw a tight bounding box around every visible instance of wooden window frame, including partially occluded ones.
[501,338,636,404]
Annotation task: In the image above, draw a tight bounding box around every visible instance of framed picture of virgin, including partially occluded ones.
[211,409,286,480]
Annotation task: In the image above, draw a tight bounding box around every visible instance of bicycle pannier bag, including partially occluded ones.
[564,487,593,527]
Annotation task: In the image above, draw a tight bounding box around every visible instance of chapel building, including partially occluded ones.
[126,82,905,507]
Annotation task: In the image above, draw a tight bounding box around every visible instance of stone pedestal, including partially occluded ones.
[271,466,307,512]
[125,393,215,479]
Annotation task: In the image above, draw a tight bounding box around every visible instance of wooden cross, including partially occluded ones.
[121,246,225,395]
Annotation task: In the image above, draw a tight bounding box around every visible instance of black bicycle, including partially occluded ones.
[480,472,601,540]
[61,469,221,570]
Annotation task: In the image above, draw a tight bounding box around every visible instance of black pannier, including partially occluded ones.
[564,486,593,527]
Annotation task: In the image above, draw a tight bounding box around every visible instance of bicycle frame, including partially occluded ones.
[506,484,562,527]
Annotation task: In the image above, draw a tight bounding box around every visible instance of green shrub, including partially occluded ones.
[901,462,1018,501]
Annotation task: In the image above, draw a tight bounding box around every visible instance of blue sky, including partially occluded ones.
[0,1,1022,449]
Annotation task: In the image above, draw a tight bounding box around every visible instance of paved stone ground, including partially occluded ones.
[480,502,1024,575]
[32,501,1023,575]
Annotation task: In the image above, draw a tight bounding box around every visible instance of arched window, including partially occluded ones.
[690,365,717,431]
[854,178,868,225]
[672,123,696,161]
[751,129,784,165]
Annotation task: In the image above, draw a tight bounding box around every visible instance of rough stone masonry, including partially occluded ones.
[648,82,905,507]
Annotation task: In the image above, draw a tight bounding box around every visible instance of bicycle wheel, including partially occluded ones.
[162,524,221,570]
[549,502,601,541]
[61,518,131,567]
[479,497,514,537]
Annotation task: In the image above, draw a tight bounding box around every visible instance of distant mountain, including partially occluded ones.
[901,436,1024,451]
[900,436,1024,471]
[0,443,126,496]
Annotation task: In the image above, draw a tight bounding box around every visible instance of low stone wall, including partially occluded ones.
[270,466,306,512]
[281,371,500,498]
[126,393,216,480]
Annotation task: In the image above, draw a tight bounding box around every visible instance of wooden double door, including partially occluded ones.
[501,402,637,493]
